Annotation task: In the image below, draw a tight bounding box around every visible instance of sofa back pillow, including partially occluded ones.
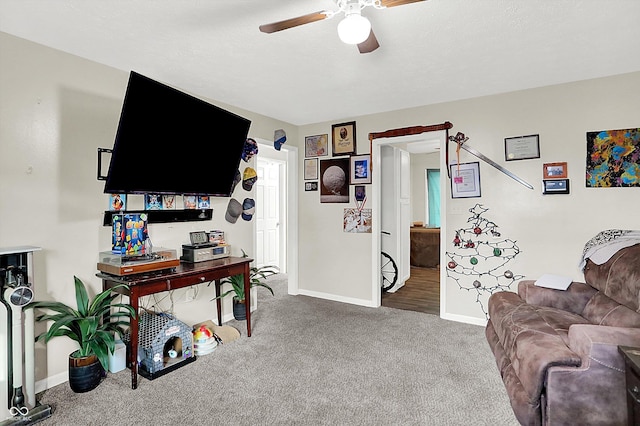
[583,243,640,313]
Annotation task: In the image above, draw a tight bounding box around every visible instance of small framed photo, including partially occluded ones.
[304,158,318,180]
[505,134,540,161]
[543,179,570,194]
[331,121,357,156]
[350,154,371,184]
[108,194,126,211]
[183,195,197,209]
[305,134,329,158]
[162,195,176,209]
[450,162,481,198]
[197,196,210,209]
[145,194,163,210]
[543,162,568,179]
[305,181,318,191]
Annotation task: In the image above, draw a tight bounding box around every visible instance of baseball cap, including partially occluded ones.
[230,169,241,194]
[274,129,286,151]
[242,198,255,221]
[242,167,258,191]
[225,198,242,224]
[242,138,258,162]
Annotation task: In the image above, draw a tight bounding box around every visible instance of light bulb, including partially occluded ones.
[337,14,371,45]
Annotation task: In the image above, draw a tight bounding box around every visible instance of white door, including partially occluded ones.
[256,159,281,268]
[380,145,411,291]
[398,149,411,283]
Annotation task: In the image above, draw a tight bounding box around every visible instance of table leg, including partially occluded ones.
[215,279,222,326]
[244,265,251,337]
[129,289,139,390]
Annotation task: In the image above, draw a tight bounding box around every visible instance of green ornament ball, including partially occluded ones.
[470,257,478,265]
[493,248,502,256]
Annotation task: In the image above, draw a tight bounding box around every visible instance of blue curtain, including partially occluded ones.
[427,169,440,227]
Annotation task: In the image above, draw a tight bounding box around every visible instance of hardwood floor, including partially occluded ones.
[381,266,440,315]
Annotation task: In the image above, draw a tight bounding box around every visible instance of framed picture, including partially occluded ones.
[343,208,372,233]
[305,181,318,191]
[145,194,163,210]
[505,134,540,161]
[305,134,329,157]
[162,195,176,209]
[108,194,126,211]
[331,121,357,156]
[543,162,568,179]
[543,179,570,194]
[304,158,318,180]
[320,158,350,203]
[350,154,371,184]
[450,162,481,198]
[586,128,640,187]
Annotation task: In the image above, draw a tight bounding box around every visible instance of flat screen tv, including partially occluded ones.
[103,71,251,196]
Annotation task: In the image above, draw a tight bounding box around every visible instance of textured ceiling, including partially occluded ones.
[1,0,639,125]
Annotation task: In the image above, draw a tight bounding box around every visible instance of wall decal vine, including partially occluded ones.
[445,204,524,317]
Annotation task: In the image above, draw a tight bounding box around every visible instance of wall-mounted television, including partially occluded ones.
[103,71,251,196]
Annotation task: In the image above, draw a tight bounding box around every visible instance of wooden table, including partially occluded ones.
[98,256,252,389]
[619,346,640,425]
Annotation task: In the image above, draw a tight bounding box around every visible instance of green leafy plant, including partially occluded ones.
[27,276,136,371]
[211,250,278,302]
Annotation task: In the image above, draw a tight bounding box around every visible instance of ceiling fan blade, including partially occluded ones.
[380,0,426,7]
[358,29,380,54]
[259,11,329,34]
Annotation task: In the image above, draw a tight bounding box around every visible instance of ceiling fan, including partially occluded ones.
[259,0,427,54]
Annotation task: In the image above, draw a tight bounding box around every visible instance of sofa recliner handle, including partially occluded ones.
[629,385,640,404]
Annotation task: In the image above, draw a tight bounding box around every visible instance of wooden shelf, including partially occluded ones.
[103,209,213,226]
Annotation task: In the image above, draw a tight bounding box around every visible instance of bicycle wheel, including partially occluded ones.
[381,251,398,292]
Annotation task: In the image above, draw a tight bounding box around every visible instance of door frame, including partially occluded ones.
[370,123,452,310]
[255,140,298,295]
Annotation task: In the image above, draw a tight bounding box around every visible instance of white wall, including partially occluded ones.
[0,32,298,388]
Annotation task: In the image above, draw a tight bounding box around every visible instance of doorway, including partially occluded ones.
[371,123,451,314]
[253,141,298,296]
[256,157,284,270]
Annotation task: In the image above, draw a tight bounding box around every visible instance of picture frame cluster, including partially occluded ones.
[303,121,371,201]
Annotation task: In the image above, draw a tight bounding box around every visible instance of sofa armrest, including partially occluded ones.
[568,324,640,361]
[518,280,597,315]
[542,324,640,425]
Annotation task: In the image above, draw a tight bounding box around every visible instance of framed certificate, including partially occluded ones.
[450,162,481,198]
[304,158,318,180]
[505,134,540,161]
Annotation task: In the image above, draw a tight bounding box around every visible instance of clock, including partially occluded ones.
[189,231,208,246]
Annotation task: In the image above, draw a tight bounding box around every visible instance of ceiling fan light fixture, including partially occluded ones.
[337,13,371,44]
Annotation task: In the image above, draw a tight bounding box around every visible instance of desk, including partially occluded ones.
[98,256,252,389]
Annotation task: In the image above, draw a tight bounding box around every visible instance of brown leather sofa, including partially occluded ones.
[486,241,640,425]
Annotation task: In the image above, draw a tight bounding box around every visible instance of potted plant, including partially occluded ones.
[212,250,278,320]
[27,276,135,393]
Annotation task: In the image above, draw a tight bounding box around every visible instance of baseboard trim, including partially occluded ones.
[297,289,376,308]
[36,371,68,393]
[440,312,487,327]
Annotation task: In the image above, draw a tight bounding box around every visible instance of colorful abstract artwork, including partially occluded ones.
[586,128,640,187]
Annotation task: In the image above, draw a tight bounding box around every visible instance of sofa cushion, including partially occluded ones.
[488,291,582,401]
[582,291,640,327]
[533,306,590,345]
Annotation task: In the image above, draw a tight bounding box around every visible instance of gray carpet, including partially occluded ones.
[36,274,518,425]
